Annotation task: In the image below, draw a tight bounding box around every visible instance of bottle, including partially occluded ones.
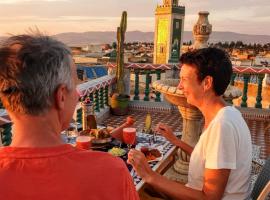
[145,113,152,134]
[82,98,97,130]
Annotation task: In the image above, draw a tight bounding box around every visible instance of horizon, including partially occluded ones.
[0,0,269,36]
[1,30,270,38]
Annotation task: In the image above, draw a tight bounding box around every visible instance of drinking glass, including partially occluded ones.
[123,128,136,151]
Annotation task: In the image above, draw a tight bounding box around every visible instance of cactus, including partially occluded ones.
[110,11,129,116]
[116,11,127,96]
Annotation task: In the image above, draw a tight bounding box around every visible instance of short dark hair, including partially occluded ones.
[180,48,232,96]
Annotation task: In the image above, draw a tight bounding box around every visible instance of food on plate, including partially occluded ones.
[108,147,126,157]
[106,126,114,133]
[79,128,111,140]
[90,128,110,139]
[140,147,162,161]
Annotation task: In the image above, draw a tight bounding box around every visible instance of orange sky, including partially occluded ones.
[0,0,269,36]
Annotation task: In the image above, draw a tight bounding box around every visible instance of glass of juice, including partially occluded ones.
[123,128,136,151]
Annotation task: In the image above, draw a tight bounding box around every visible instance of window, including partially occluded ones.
[176,22,179,29]
[160,46,164,53]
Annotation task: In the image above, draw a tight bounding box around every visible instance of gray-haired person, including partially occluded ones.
[0,35,139,200]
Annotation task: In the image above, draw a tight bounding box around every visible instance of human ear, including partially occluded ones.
[54,84,67,110]
[203,76,213,92]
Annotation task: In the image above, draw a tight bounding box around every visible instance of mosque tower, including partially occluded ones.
[153,0,185,64]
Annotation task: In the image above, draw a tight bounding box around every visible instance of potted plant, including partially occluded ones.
[110,11,130,116]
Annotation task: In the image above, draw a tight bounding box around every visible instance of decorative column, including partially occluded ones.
[255,74,264,109]
[99,87,104,109]
[230,73,237,86]
[193,11,212,49]
[1,123,12,146]
[241,74,250,107]
[0,100,3,109]
[94,90,100,112]
[133,69,140,101]
[155,70,162,102]
[144,70,151,101]
[76,107,83,125]
[166,106,203,183]
[153,79,204,183]
[105,85,109,106]
[89,93,94,102]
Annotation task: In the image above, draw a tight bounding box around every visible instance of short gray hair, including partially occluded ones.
[0,34,73,115]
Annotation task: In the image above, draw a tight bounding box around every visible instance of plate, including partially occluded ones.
[136,144,163,163]
[145,151,163,163]
[92,137,112,144]
[108,147,127,157]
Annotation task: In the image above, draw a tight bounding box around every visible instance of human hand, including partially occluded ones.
[126,116,135,126]
[127,149,155,183]
[155,123,177,144]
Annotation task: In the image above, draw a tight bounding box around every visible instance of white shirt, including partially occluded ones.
[186,106,252,200]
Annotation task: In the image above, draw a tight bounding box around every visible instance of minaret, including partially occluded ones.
[153,0,185,64]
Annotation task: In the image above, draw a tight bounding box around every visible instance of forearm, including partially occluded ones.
[109,122,129,142]
[147,172,206,200]
[172,138,193,155]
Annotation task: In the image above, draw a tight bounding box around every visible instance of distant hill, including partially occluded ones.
[53,31,270,46]
[1,31,269,45]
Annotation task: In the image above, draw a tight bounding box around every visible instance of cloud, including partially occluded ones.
[0,0,269,35]
[0,0,68,4]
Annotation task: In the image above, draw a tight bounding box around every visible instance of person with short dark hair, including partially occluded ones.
[128,48,252,200]
[0,34,139,200]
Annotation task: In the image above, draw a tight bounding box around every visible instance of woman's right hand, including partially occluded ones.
[155,123,178,144]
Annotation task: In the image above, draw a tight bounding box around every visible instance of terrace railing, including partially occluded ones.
[76,75,115,125]
[106,63,270,109]
[1,63,269,146]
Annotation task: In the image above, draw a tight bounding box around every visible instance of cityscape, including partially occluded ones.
[0,0,270,199]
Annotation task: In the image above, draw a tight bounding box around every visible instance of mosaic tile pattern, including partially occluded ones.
[103,109,270,159]
[103,110,182,134]
[131,133,175,190]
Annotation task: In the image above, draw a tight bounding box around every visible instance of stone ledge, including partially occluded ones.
[236,106,270,121]
[128,101,173,113]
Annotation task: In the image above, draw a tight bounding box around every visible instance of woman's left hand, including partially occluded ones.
[127,149,155,183]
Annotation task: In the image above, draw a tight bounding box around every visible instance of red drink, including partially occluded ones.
[76,136,92,150]
[123,128,136,145]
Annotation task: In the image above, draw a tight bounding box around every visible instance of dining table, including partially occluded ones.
[65,124,179,192]
[130,132,178,191]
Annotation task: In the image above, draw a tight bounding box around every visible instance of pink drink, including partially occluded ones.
[123,128,136,145]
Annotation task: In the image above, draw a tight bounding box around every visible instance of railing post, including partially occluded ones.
[230,73,237,86]
[99,87,104,109]
[105,85,109,106]
[144,70,150,101]
[255,74,264,109]
[155,69,162,102]
[241,74,250,107]
[89,93,94,102]
[0,100,3,109]
[76,107,83,125]
[94,90,100,112]
[1,123,12,146]
[133,69,140,101]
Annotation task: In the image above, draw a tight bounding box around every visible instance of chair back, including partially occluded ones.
[251,157,270,200]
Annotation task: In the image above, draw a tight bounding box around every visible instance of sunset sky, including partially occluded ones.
[0,0,269,36]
